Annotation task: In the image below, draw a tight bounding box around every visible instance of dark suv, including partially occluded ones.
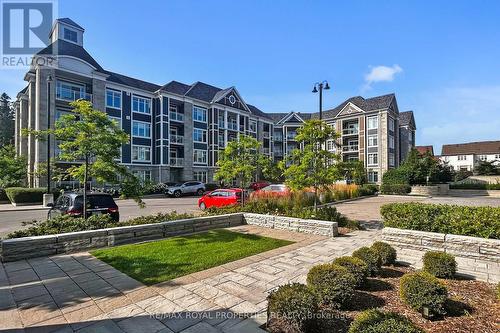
[48,193,120,221]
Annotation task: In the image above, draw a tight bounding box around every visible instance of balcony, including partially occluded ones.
[170,158,184,167]
[227,122,238,131]
[170,112,184,122]
[274,149,283,156]
[273,135,283,141]
[342,145,359,152]
[263,132,270,138]
[286,134,297,141]
[342,128,359,135]
[218,120,225,128]
[170,134,183,144]
[56,86,92,102]
[263,148,270,154]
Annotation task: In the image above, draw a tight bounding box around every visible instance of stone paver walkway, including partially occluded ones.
[0,225,379,333]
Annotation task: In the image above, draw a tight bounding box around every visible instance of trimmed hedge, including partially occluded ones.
[352,247,382,276]
[349,309,423,333]
[267,283,318,332]
[450,183,500,190]
[371,241,397,266]
[4,187,47,204]
[381,202,500,239]
[400,272,448,316]
[422,251,457,279]
[380,183,411,195]
[306,263,356,308]
[0,188,8,202]
[332,256,369,288]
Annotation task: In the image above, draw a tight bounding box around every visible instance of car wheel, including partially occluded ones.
[197,189,204,196]
[174,190,182,198]
[199,202,206,210]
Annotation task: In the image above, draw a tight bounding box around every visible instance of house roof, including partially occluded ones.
[321,93,395,119]
[247,104,272,120]
[56,18,84,30]
[37,40,104,72]
[104,71,161,92]
[415,145,434,155]
[160,81,192,95]
[441,141,500,156]
[399,110,415,127]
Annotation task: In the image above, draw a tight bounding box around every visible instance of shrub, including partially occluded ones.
[380,183,412,195]
[7,211,195,238]
[349,309,423,333]
[0,188,8,202]
[371,241,397,265]
[382,168,410,186]
[450,183,500,190]
[5,187,47,204]
[400,272,448,316]
[267,283,318,332]
[352,247,382,276]
[381,202,500,239]
[358,184,379,196]
[332,256,369,288]
[306,263,356,308]
[422,251,457,279]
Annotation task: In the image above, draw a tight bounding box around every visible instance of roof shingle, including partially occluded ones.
[441,141,500,156]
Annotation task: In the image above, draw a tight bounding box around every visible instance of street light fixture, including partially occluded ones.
[312,80,330,120]
[46,75,53,194]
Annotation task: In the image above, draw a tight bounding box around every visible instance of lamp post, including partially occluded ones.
[46,75,53,193]
[312,81,330,120]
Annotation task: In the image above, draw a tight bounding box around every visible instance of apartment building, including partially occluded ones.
[269,97,416,183]
[439,141,500,171]
[14,18,274,187]
[14,18,416,186]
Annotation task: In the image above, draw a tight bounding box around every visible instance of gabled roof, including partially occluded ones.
[247,104,272,120]
[184,81,222,103]
[104,71,161,92]
[415,145,434,156]
[211,87,233,103]
[322,93,395,119]
[56,18,84,30]
[441,141,500,156]
[37,40,104,72]
[160,81,192,95]
[399,110,416,128]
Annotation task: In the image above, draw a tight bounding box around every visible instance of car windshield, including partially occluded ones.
[74,195,116,208]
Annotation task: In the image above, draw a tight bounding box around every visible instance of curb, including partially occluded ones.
[0,206,49,213]
[316,194,379,208]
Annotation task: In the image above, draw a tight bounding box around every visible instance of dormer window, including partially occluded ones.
[63,28,78,43]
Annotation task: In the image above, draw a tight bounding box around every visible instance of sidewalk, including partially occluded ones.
[0,203,48,212]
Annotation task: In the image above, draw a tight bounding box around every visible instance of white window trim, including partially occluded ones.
[388,117,395,131]
[193,128,207,143]
[193,170,208,183]
[193,149,208,165]
[367,116,379,130]
[106,89,122,110]
[193,106,208,123]
[132,145,152,162]
[389,153,395,166]
[63,27,78,44]
[389,135,395,149]
[132,120,152,138]
[132,95,152,115]
[367,153,378,166]
[367,134,378,147]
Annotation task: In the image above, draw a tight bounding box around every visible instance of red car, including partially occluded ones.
[249,181,271,191]
[198,188,243,210]
[250,184,290,199]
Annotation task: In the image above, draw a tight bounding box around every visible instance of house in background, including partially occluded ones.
[439,140,500,171]
[415,145,434,156]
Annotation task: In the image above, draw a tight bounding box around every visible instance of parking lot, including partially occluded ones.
[0,195,201,238]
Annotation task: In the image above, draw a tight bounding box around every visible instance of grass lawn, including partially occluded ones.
[91,229,294,285]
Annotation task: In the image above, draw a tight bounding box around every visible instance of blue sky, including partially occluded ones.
[2,0,500,153]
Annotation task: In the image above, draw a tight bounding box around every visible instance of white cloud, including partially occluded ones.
[363,64,403,91]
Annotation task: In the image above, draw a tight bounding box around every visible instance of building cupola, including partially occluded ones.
[49,18,84,46]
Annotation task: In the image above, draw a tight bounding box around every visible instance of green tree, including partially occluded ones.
[259,156,284,183]
[341,160,367,185]
[0,144,27,187]
[0,93,14,146]
[283,119,342,210]
[25,100,143,217]
[215,134,264,203]
[475,160,499,175]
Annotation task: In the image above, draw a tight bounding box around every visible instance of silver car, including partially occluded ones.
[165,181,206,198]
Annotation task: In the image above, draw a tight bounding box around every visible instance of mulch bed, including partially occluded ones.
[346,266,500,333]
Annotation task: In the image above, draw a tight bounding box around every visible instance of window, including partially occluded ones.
[63,28,78,43]
[56,81,85,101]
[194,149,207,164]
[133,170,151,183]
[193,171,207,183]
[389,135,395,149]
[249,120,257,132]
[479,155,487,161]
[132,96,151,114]
[388,117,395,131]
[193,128,207,143]
[326,140,336,151]
[368,171,379,183]
[368,135,378,147]
[368,153,378,165]
[218,133,225,147]
[458,155,467,161]
[193,106,207,122]
[132,145,151,161]
[495,154,500,159]
[389,153,395,166]
[106,89,121,109]
[367,116,378,130]
[132,121,151,138]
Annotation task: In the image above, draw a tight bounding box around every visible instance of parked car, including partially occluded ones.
[249,181,271,191]
[48,192,119,221]
[165,181,206,197]
[198,188,244,210]
[251,184,290,198]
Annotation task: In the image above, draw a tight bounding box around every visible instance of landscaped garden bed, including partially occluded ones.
[91,229,293,285]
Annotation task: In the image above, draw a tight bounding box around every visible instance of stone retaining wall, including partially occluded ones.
[409,184,450,196]
[1,213,338,262]
[382,227,500,283]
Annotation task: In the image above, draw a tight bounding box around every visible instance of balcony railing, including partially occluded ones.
[170,112,184,122]
[274,150,283,155]
[56,87,92,102]
[262,148,270,154]
[218,120,225,128]
[170,134,183,144]
[342,145,359,152]
[263,132,270,138]
[286,134,297,140]
[170,158,184,167]
[342,128,359,135]
[273,135,283,141]
[227,122,238,131]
